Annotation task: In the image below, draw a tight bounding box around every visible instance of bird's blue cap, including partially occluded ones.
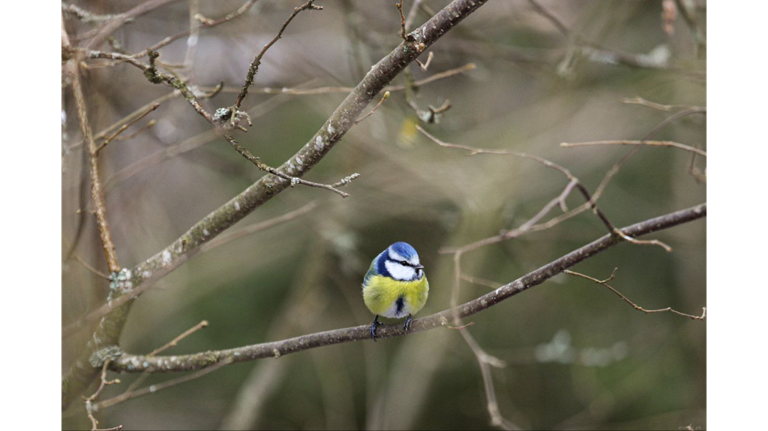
[388,242,419,261]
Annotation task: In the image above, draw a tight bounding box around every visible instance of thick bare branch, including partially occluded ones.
[110,203,705,373]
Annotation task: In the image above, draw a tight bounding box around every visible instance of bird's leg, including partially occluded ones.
[370,315,380,342]
[403,314,413,332]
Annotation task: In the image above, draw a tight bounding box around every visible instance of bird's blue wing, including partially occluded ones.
[362,251,384,289]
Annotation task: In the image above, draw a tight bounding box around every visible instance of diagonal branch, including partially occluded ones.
[234,0,322,109]
[110,203,706,373]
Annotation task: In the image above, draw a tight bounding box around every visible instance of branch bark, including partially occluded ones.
[62,0,489,410]
[111,203,706,373]
[62,17,131,412]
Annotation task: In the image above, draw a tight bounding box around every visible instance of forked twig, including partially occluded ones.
[84,360,122,430]
[417,126,672,253]
[564,269,706,320]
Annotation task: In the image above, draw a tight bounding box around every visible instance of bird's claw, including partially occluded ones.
[403,314,413,332]
[370,315,380,342]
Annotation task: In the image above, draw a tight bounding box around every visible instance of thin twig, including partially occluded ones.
[621,96,703,112]
[234,0,322,109]
[112,120,156,141]
[416,51,434,71]
[612,228,673,252]
[61,231,111,280]
[560,140,706,157]
[591,107,707,202]
[149,320,209,356]
[417,125,574,177]
[354,91,390,125]
[92,321,211,411]
[72,254,111,280]
[389,63,475,91]
[460,273,503,289]
[396,1,408,41]
[94,371,152,412]
[224,136,358,198]
[564,269,706,320]
[460,327,518,430]
[84,360,121,431]
[66,92,177,152]
[96,358,234,410]
[451,252,517,429]
[200,201,318,254]
[404,70,452,123]
[95,103,159,153]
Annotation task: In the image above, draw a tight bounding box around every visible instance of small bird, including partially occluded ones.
[362,242,429,341]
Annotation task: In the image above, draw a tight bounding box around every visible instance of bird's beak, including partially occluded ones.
[414,264,424,269]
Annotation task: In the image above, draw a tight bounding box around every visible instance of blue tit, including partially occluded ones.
[362,242,429,341]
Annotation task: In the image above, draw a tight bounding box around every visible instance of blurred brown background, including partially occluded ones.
[62,0,706,429]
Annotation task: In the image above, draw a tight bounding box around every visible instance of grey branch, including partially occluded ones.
[111,203,706,373]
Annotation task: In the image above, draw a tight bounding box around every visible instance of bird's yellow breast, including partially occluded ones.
[363,275,429,318]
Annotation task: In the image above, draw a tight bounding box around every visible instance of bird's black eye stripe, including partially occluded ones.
[400,261,411,266]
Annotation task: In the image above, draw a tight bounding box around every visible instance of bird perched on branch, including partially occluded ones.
[362,242,429,341]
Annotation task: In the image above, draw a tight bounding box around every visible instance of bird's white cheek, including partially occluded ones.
[385,261,416,281]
